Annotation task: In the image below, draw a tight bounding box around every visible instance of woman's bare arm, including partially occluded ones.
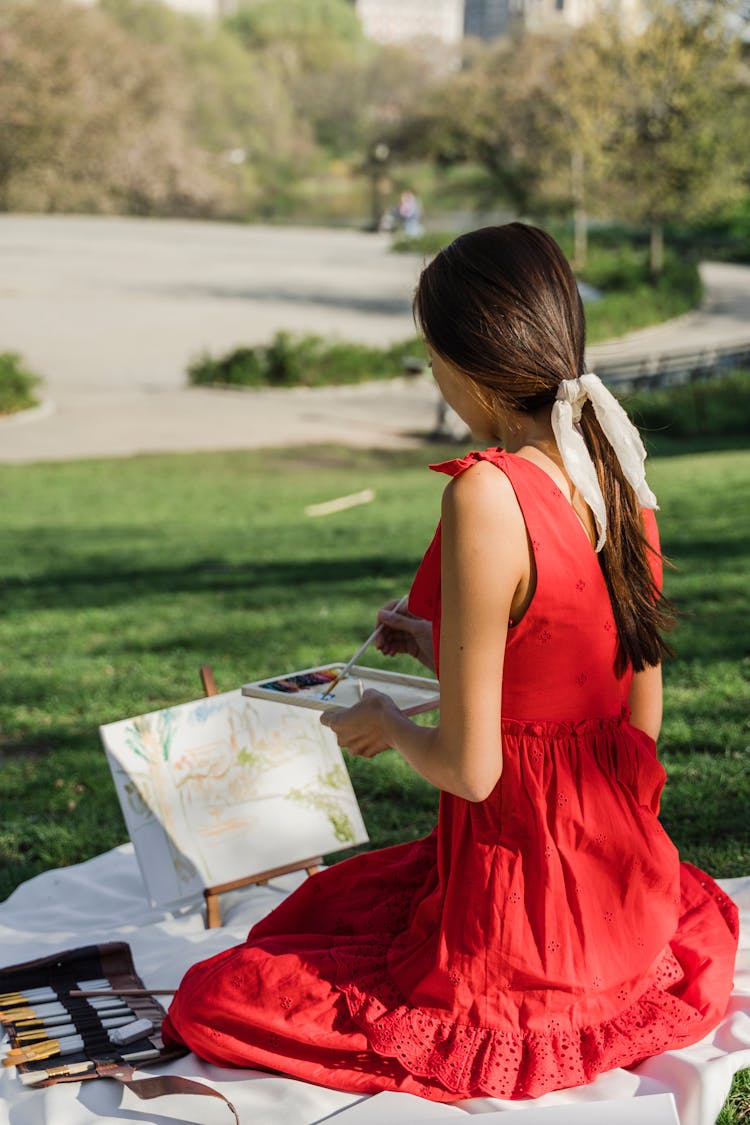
[322,463,528,801]
[628,664,663,742]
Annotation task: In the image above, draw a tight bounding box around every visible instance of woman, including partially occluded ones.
[163,224,738,1101]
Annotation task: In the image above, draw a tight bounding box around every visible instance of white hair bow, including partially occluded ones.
[550,372,658,552]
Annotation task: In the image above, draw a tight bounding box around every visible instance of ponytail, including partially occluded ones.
[578,403,674,675]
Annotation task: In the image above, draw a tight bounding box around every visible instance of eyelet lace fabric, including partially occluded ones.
[331,925,730,1100]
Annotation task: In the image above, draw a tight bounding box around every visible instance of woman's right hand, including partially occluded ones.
[374,600,435,672]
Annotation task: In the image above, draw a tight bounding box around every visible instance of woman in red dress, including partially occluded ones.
[163,224,738,1101]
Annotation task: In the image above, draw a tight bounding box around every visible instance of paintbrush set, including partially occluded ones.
[0,942,241,1119]
[0,942,181,1085]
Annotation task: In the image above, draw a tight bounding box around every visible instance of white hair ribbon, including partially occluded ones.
[550,372,658,553]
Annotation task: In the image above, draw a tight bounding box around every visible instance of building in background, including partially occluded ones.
[172,0,237,13]
[73,0,644,35]
[523,0,642,32]
[464,0,523,41]
[354,0,465,45]
[357,0,643,43]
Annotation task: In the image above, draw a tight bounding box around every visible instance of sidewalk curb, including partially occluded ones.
[0,398,56,427]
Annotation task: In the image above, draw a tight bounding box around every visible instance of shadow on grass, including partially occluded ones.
[660,751,750,877]
[644,433,750,458]
[1,548,420,612]
[666,536,750,561]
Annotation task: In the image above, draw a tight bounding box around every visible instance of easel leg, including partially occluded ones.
[204,889,222,930]
[203,858,324,930]
[200,665,218,698]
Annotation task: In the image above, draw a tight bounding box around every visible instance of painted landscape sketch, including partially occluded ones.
[100,690,368,907]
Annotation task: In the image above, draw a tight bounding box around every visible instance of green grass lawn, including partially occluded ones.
[1,438,747,887]
[0,438,748,1119]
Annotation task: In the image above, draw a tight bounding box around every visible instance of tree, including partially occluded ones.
[225,0,372,157]
[226,0,364,56]
[227,1,440,220]
[578,0,749,274]
[393,33,571,218]
[0,1,77,209]
[103,0,317,217]
[550,24,623,267]
[0,0,228,215]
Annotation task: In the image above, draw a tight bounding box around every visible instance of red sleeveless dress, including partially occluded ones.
[162,449,738,1101]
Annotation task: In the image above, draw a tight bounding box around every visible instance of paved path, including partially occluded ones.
[1,216,748,463]
[588,260,750,366]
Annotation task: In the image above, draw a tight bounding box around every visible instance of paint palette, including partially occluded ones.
[242,663,440,716]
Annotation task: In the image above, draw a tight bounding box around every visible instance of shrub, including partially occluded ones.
[579,241,649,292]
[187,332,428,389]
[583,247,702,343]
[579,241,701,300]
[621,369,750,439]
[689,198,750,264]
[264,332,321,387]
[391,231,456,256]
[188,347,266,388]
[0,352,41,415]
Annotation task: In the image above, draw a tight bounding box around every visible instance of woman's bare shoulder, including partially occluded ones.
[442,457,520,520]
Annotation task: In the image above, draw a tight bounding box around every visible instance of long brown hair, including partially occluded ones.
[414,222,673,674]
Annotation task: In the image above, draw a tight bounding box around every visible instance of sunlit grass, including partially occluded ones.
[0,440,747,1121]
[1,441,747,888]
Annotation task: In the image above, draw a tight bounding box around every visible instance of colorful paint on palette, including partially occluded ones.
[260,671,339,694]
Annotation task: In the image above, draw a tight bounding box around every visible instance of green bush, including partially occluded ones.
[0,352,42,415]
[578,241,702,299]
[187,346,265,387]
[264,332,321,386]
[689,197,750,264]
[621,369,750,439]
[583,246,702,343]
[578,241,650,291]
[187,332,428,389]
[391,230,456,256]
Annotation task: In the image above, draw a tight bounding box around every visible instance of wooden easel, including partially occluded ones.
[198,665,323,929]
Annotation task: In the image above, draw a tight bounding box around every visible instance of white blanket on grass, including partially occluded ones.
[0,846,748,1125]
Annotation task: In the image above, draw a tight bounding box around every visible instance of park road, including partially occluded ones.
[1,216,749,464]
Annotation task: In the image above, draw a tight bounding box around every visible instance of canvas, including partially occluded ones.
[100,690,368,908]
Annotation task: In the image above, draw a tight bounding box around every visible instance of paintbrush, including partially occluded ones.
[15,1014,137,1044]
[17,1048,162,1086]
[0,979,108,1006]
[5,1019,155,1066]
[321,595,409,699]
[1,996,130,1022]
[69,988,176,998]
[12,1005,132,1030]
[6,1034,110,1066]
[18,1059,95,1085]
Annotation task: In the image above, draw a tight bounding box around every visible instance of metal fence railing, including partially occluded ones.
[597,340,750,392]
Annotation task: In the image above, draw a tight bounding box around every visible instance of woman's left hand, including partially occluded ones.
[320,689,399,759]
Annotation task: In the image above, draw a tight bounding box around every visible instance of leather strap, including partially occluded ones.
[99,1064,240,1125]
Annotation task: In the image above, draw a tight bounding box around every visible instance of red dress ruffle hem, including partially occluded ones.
[162,448,738,1101]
